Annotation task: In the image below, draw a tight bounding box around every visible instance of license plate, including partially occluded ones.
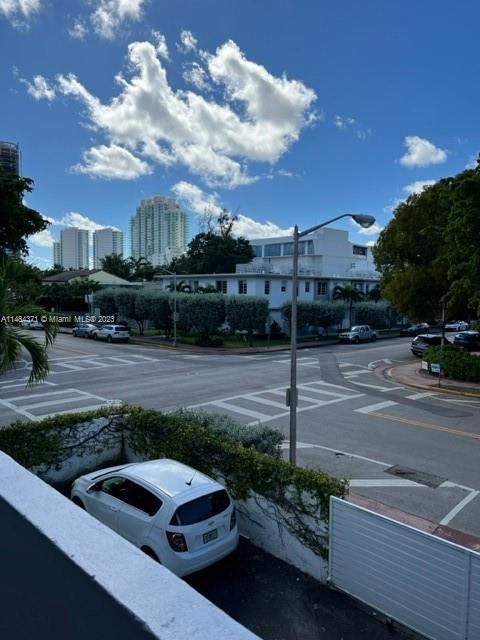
[203,529,218,544]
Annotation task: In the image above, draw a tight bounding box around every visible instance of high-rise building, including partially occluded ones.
[60,227,89,269]
[53,241,62,267]
[0,141,20,175]
[130,196,188,266]
[93,228,124,268]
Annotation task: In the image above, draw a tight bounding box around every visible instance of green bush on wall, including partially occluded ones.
[423,345,480,382]
[0,405,346,558]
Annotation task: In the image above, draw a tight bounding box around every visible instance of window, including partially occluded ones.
[317,282,328,295]
[305,281,310,293]
[123,482,162,517]
[264,280,270,295]
[264,243,282,257]
[305,240,314,255]
[283,242,307,256]
[170,490,231,526]
[281,280,287,292]
[216,280,227,294]
[100,476,130,500]
[253,245,263,258]
[238,280,248,294]
[353,245,368,256]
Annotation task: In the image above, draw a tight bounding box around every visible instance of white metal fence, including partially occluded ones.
[329,497,480,640]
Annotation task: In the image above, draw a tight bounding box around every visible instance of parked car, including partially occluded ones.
[411,333,451,357]
[338,325,377,344]
[19,319,43,330]
[71,459,239,577]
[444,320,468,332]
[72,323,97,338]
[453,331,480,352]
[92,324,130,343]
[400,322,430,337]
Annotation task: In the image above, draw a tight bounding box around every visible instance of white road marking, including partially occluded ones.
[52,362,85,370]
[0,380,57,391]
[350,479,425,488]
[439,491,480,526]
[355,401,398,414]
[343,369,373,377]
[210,401,271,421]
[283,442,392,467]
[348,381,403,392]
[127,354,158,361]
[241,395,287,410]
[405,391,438,400]
[104,356,139,365]
[36,405,110,420]
[0,398,37,420]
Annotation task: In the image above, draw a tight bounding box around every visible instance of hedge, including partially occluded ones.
[423,345,480,382]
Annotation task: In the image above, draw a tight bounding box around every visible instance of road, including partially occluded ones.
[1,332,480,539]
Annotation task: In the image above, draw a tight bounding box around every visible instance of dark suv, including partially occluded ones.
[400,322,430,337]
[411,334,451,357]
[453,331,480,352]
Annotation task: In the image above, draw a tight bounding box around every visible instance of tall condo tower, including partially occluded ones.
[93,228,124,268]
[60,227,89,269]
[130,196,188,266]
[0,141,20,175]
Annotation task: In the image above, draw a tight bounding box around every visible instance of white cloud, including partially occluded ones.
[0,0,41,28]
[90,0,145,39]
[21,74,56,100]
[356,128,372,140]
[72,144,152,180]
[172,180,293,239]
[153,31,169,59]
[334,115,355,129]
[29,228,55,247]
[465,154,478,170]
[402,180,436,197]
[48,35,316,186]
[365,240,376,247]
[351,220,384,236]
[69,18,87,40]
[178,29,197,53]
[399,136,447,168]
[182,62,211,91]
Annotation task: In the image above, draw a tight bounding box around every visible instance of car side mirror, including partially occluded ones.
[87,481,102,494]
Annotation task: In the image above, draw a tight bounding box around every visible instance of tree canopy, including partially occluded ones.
[373,158,480,320]
[171,210,254,274]
[0,168,48,256]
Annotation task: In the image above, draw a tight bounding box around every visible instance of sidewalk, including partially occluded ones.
[386,361,480,397]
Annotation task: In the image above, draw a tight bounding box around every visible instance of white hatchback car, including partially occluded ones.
[71,459,239,577]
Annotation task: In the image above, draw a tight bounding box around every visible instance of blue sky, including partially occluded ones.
[1,0,479,268]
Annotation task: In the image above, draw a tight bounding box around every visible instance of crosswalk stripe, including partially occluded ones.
[0,398,36,420]
[297,385,356,399]
[349,479,425,488]
[35,404,110,420]
[242,395,287,409]
[210,400,271,421]
[21,395,102,410]
[126,354,158,361]
[105,357,138,365]
[55,362,85,370]
[405,391,437,400]
[355,401,397,414]
[269,389,331,405]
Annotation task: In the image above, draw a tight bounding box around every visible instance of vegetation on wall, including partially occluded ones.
[0,406,346,557]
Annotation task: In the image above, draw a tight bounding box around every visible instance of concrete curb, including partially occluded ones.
[385,367,480,398]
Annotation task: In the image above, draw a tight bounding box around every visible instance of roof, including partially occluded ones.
[43,269,100,282]
[124,459,221,499]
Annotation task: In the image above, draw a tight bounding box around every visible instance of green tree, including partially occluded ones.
[0,168,48,257]
[373,160,480,320]
[177,293,225,337]
[94,290,117,315]
[225,296,269,346]
[367,284,382,302]
[114,289,144,333]
[101,254,130,280]
[353,302,388,328]
[171,210,254,274]
[281,301,345,335]
[0,256,56,383]
[333,285,364,327]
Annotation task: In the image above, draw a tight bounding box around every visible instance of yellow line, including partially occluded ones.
[370,411,480,441]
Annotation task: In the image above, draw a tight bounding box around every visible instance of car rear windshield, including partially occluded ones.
[114,326,129,331]
[170,489,231,526]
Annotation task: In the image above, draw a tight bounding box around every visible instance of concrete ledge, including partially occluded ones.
[0,451,258,640]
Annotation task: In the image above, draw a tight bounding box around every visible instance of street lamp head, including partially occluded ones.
[351,214,376,229]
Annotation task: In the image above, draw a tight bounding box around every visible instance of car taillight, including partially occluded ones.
[230,507,237,530]
[166,531,188,552]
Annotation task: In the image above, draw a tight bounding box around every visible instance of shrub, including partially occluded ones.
[225,296,269,346]
[353,302,388,328]
[424,345,480,382]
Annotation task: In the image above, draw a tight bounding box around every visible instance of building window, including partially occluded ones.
[238,280,248,294]
[353,245,368,256]
[283,242,307,256]
[317,281,328,295]
[216,280,227,294]
[264,280,270,295]
[281,280,287,292]
[253,245,263,258]
[265,243,282,257]
[305,240,314,255]
[305,281,310,293]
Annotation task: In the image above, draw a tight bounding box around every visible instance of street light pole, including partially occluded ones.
[288,213,376,465]
[173,272,177,348]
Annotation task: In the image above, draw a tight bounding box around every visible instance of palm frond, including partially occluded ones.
[2,325,50,384]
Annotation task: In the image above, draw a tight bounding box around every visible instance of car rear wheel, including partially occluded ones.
[93,333,98,340]
[372,334,377,342]
[72,497,85,510]
[107,335,112,343]
[72,331,77,337]
[141,546,160,562]
[354,336,360,344]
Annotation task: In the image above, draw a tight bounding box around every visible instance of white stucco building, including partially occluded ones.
[59,227,89,270]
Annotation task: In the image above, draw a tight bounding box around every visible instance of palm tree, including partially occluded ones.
[0,256,56,383]
[100,253,130,280]
[333,285,364,327]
